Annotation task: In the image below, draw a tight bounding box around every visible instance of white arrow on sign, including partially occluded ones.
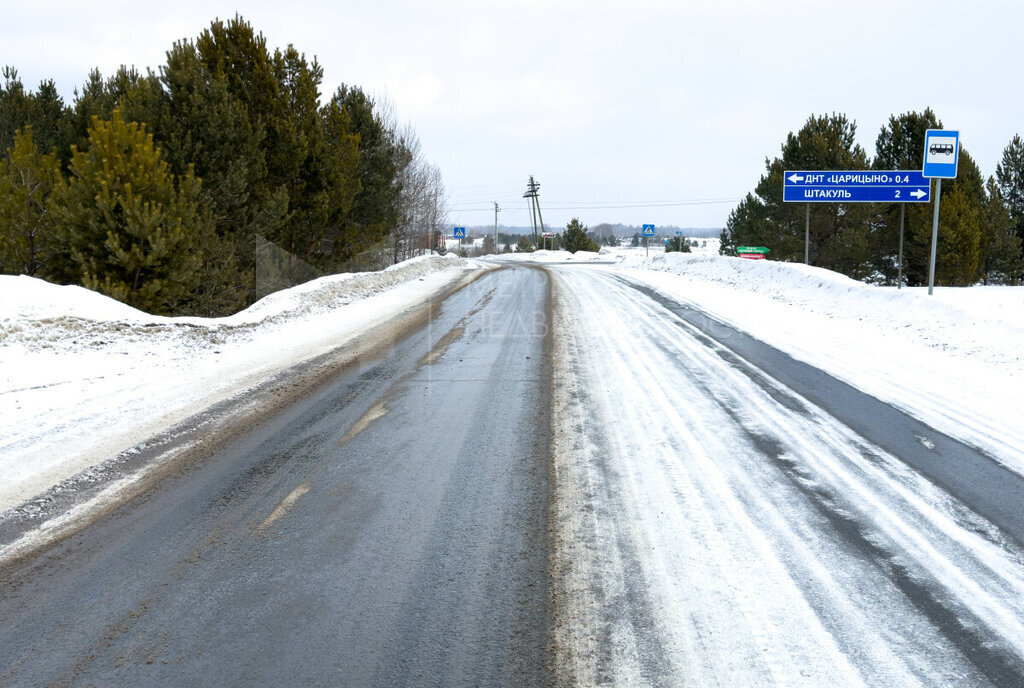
[911,189,927,199]
[787,173,804,183]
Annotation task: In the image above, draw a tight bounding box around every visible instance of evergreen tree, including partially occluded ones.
[49,111,211,314]
[0,127,61,276]
[153,37,283,302]
[331,84,406,260]
[721,193,768,255]
[1,68,75,168]
[978,177,1023,284]
[155,40,268,227]
[0,67,32,155]
[315,97,362,268]
[872,109,942,284]
[935,149,985,286]
[515,235,535,253]
[481,235,496,255]
[875,110,991,286]
[665,236,691,253]
[562,218,598,253]
[69,68,117,147]
[931,185,981,286]
[727,113,872,276]
[995,134,1024,249]
[268,44,329,263]
[191,16,302,291]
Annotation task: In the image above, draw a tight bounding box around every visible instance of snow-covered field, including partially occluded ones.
[0,255,476,513]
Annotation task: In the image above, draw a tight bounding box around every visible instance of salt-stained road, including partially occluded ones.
[548,266,1024,687]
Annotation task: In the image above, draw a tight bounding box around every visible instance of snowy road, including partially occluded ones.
[549,266,1024,687]
[3,261,1024,687]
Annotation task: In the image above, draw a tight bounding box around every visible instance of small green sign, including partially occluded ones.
[736,246,770,254]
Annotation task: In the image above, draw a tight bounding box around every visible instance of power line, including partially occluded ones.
[448,197,741,211]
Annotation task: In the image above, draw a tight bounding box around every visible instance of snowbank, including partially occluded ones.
[607,251,1024,475]
[484,248,615,264]
[0,255,475,511]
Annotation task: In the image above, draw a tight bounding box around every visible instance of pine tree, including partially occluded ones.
[932,185,981,286]
[331,85,405,260]
[665,236,691,253]
[562,218,598,253]
[0,67,31,155]
[995,134,1024,247]
[729,113,872,276]
[0,126,61,276]
[979,177,1024,284]
[49,111,210,314]
[872,109,942,284]
[316,98,361,268]
[1,68,75,169]
[515,235,535,253]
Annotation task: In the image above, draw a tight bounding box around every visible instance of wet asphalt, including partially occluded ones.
[0,266,552,688]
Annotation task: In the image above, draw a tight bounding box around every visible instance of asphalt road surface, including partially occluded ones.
[0,266,552,687]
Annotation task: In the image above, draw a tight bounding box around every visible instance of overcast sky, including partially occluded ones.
[4,0,1022,230]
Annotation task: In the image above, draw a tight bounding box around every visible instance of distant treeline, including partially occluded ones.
[0,15,449,316]
[722,110,1024,286]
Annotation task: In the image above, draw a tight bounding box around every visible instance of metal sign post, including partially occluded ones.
[927,179,942,295]
[805,204,810,265]
[922,130,960,295]
[897,203,906,289]
[642,224,655,257]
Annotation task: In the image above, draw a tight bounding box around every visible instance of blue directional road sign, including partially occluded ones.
[642,224,655,237]
[783,170,931,203]
[923,129,960,179]
[453,226,466,238]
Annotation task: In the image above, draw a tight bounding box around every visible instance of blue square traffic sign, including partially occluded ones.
[642,224,655,237]
[453,226,466,238]
[923,130,959,179]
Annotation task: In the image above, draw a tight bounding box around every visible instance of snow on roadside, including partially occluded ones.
[0,255,476,511]
[483,248,615,264]
[602,251,1024,476]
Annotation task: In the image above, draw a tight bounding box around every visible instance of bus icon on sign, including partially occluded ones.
[929,143,954,156]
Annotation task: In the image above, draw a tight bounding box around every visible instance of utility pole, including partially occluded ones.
[494,202,500,252]
[523,186,537,243]
[524,176,544,245]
